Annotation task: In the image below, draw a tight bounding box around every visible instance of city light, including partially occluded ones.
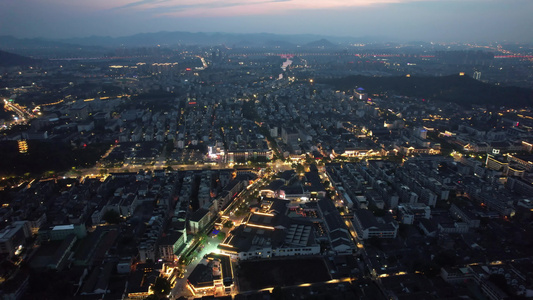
[1,31,531,300]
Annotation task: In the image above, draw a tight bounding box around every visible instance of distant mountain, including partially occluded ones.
[0,36,53,50]
[321,74,533,108]
[304,39,337,48]
[0,32,394,57]
[265,40,297,48]
[57,31,385,48]
[0,36,106,58]
[59,31,330,47]
[0,35,80,51]
[0,50,39,67]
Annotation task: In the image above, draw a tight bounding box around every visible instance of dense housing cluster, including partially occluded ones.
[1,41,533,299]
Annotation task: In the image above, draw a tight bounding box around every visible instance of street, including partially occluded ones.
[170,236,222,299]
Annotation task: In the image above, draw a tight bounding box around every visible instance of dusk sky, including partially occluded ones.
[1,0,532,42]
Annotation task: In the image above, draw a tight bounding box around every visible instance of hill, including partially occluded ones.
[319,74,533,108]
[305,39,337,48]
[0,32,392,54]
[0,50,39,67]
[59,31,363,48]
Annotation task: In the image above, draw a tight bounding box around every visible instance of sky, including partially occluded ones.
[1,0,532,43]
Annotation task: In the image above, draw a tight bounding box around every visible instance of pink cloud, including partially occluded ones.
[8,0,141,10]
[115,0,436,17]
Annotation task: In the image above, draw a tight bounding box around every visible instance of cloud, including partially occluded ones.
[3,0,532,42]
[110,0,429,17]
[109,0,302,17]
[116,0,173,9]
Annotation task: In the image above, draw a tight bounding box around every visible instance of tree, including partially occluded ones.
[367,237,383,250]
[165,141,174,153]
[102,210,121,224]
[433,250,456,268]
[323,180,331,189]
[295,164,305,174]
[488,274,511,295]
[197,233,208,246]
[398,224,411,239]
[150,276,171,298]
[271,286,283,300]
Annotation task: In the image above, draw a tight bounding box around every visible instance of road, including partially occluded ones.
[170,237,222,299]
[168,170,265,299]
[2,99,35,129]
[67,162,235,178]
[3,99,32,120]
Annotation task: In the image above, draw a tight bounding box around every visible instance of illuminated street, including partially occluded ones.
[1,20,533,300]
[170,236,222,299]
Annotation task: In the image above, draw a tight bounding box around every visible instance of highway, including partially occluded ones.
[2,99,35,128]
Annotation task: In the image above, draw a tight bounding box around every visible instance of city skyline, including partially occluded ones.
[1,0,533,43]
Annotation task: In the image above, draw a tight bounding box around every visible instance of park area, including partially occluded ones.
[237,258,331,291]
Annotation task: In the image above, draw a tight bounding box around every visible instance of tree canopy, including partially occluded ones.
[320,74,533,108]
[150,276,171,298]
